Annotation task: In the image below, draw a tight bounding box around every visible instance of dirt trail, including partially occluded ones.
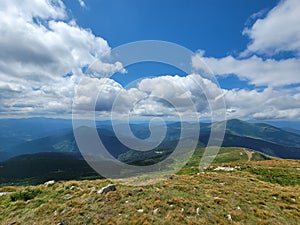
[243,148,254,162]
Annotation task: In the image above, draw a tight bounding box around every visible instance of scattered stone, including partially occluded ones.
[44,180,55,187]
[214,166,235,172]
[240,152,243,156]
[88,187,96,192]
[291,198,296,202]
[170,204,174,208]
[61,207,71,214]
[153,208,159,214]
[236,206,241,210]
[196,207,200,216]
[125,200,129,204]
[227,214,232,220]
[0,192,12,197]
[137,209,144,213]
[273,196,277,200]
[181,208,184,213]
[64,194,72,200]
[86,217,92,223]
[97,184,116,194]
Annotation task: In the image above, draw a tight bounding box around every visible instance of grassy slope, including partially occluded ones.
[0,148,300,224]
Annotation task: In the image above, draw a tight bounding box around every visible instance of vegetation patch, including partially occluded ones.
[242,166,300,186]
[10,187,42,201]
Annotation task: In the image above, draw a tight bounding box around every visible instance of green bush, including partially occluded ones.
[10,188,42,201]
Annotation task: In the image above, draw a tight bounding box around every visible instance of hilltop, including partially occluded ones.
[0,148,299,224]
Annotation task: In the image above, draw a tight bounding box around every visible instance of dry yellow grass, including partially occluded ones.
[0,160,299,224]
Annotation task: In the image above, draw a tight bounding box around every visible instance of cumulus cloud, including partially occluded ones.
[243,0,300,56]
[224,88,300,120]
[199,55,300,87]
[0,0,125,117]
[73,74,224,118]
[191,0,300,120]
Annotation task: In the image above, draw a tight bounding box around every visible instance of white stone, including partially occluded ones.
[214,166,235,172]
[44,180,55,186]
[227,214,232,220]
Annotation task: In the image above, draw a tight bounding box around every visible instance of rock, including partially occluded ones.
[44,180,55,187]
[153,208,158,214]
[137,209,144,213]
[97,184,116,194]
[181,208,184,213]
[88,187,96,192]
[64,194,72,199]
[196,207,200,216]
[227,214,232,220]
[86,217,91,223]
[0,192,12,197]
[214,166,235,172]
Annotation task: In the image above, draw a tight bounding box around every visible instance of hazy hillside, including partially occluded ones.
[1,119,300,162]
[0,118,72,151]
[0,147,273,186]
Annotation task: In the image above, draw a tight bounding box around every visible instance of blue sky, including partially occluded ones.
[64,0,277,54]
[0,0,300,121]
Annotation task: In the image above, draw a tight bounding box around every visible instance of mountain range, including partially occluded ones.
[0,118,300,185]
[1,118,300,162]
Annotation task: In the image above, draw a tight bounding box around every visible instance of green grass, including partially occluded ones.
[240,161,300,186]
[0,157,299,224]
[10,187,42,201]
[177,147,270,175]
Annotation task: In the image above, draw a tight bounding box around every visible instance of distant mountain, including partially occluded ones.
[281,127,300,136]
[212,119,300,148]
[0,147,272,186]
[0,117,72,151]
[1,118,300,162]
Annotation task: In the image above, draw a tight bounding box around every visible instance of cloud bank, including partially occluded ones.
[194,0,300,120]
[1,0,300,120]
[0,0,124,117]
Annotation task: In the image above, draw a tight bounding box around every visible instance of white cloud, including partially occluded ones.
[191,0,300,120]
[224,87,300,120]
[243,0,300,56]
[78,0,86,8]
[73,74,224,118]
[0,0,125,117]
[200,55,300,87]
